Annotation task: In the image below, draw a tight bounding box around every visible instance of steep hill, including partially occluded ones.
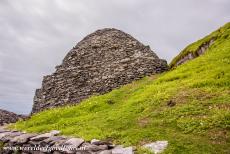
[13,24,230,153]
[170,22,230,68]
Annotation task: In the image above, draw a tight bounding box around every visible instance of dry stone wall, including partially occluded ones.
[0,127,134,154]
[0,127,168,154]
[32,28,168,113]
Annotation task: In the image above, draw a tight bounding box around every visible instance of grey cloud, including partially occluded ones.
[0,0,229,114]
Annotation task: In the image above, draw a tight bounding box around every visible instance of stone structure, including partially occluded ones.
[32,28,168,113]
[0,127,134,154]
[0,109,26,126]
[0,127,168,154]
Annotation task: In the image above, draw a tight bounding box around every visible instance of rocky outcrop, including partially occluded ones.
[0,109,27,126]
[143,141,168,154]
[0,127,135,154]
[174,38,215,67]
[32,28,168,113]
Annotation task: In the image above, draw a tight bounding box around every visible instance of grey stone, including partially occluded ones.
[42,136,65,145]
[62,138,84,147]
[84,144,108,152]
[32,28,168,114]
[10,133,36,144]
[91,139,112,146]
[50,130,61,136]
[0,109,27,126]
[0,131,22,142]
[112,146,133,154]
[143,141,168,154]
[99,150,112,154]
[30,132,54,141]
[91,139,100,144]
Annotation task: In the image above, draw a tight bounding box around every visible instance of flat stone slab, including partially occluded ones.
[30,133,53,141]
[91,138,112,146]
[30,130,60,141]
[10,133,36,144]
[63,138,84,147]
[143,141,168,154]
[112,146,134,154]
[99,150,112,154]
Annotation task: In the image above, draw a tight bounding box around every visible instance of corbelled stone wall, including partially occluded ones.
[32,28,168,113]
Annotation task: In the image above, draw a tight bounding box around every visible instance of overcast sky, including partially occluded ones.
[0,0,229,114]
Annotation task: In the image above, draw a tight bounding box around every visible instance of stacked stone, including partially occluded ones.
[0,109,27,126]
[32,28,168,113]
[0,128,134,154]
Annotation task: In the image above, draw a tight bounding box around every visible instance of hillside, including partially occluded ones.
[12,24,230,153]
[170,22,230,68]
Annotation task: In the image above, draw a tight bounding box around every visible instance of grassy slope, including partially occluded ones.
[13,24,230,153]
[170,22,230,68]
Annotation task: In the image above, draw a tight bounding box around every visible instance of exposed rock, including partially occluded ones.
[0,131,22,143]
[50,130,61,136]
[112,146,134,154]
[0,109,27,126]
[99,150,112,154]
[174,38,215,67]
[10,133,36,144]
[30,130,60,141]
[0,128,135,154]
[90,139,112,146]
[143,141,168,154]
[84,144,108,152]
[62,138,84,147]
[41,136,66,146]
[32,28,168,113]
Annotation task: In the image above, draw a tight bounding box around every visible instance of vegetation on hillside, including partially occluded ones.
[12,24,230,153]
[170,22,230,68]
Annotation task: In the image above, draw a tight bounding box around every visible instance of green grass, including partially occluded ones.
[170,22,230,68]
[12,23,230,154]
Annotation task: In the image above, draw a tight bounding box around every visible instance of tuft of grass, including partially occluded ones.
[12,23,230,153]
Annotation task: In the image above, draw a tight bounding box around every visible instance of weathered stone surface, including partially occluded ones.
[0,109,27,126]
[84,144,108,152]
[10,133,36,144]
[0,131,22,143]
[143,141,168,154]
[90,139,112,146]
[112,146,134,154]
[0,129,135,154]
[32,28,168,113]
[31,132,54,141]
[41,136,65,145]
[174,38,215,67]
[50,130,61,136]
[99,150,112,154]
[64,138,84,146]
